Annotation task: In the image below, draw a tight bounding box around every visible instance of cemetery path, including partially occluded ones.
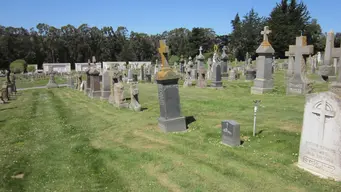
[0,80,340,192]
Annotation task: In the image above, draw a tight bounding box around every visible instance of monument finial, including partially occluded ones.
[261,26,272,46]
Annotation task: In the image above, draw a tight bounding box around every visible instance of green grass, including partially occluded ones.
[0,76,67,89]
[0,71,339,192]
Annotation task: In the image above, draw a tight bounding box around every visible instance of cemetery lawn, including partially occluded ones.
[1,72,340,192]
[0,76,67,89]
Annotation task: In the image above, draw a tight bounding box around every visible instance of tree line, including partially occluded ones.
[0,0,339,70]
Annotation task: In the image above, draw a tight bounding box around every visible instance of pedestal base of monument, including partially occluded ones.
[89,91,101,98]
[319,65,335,77]
[210,81,223,89]
[158,117,187,133]
[250,79,273,94]
[46,83,59,89]
[286,79,312,95]
[100,91,111,100]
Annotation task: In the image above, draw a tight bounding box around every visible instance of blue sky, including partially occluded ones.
[0,0,340,35]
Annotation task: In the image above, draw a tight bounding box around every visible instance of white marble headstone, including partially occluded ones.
[298,91,341,181]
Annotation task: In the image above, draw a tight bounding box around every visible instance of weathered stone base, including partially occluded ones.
[100,91,111,100]
[129,102,141,112]
[46,83,59,89]
[297,162,341,182]
[251,86,273,94]
[89,91,101,98]
[210,81,223,88]
[251,78,273,94]
[158,116,187,133]
[286,80,312,95]
[319,65,335,76]
[115,102,129,109]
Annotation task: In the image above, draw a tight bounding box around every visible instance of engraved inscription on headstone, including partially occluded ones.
[221,120,240,147]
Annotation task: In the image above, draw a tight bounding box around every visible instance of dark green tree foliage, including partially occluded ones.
[0,0,330,69]
[267,0,311,58]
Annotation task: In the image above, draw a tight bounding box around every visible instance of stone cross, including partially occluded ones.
[288,36,314,77]
[312,99,335,142]
[222,46,227,54]
[199,46,203,55]
[158,40,169,69]
[261,26,271,43]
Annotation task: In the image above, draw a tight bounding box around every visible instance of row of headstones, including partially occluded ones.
[65,67,143,112]
[154,28,341,181]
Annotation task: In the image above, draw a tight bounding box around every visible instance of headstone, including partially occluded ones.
[113,81,128,108]
[286,36,314,95]
[127,68,133,83]
[211,61,222,88]
[133,74,138,82]
[221,46,228,73]
[298,91,341,181]
[67,74,75,89]
[330,56,341,95]
[88,68,101,98]
[140,65,145,81]
[156,40,186,132]
[85,68,91,95]
[10,74,16,94]
[221,120,240,147]
[207,58,213,80]
[229,69,236,81]
[245,69,256,81]
[1,82,9,102]
[77,75,82,91]
[179,55,185,73]
[100,71,111,100]
[285,50,295,78]
[320,30,341,77]
[46,71,59,88]
[129,82,142,111]
[251,26,274,94]
[196,46,207,88]
[108,71,119,105]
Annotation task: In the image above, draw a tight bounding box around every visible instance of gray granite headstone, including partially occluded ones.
[221,120,240,147]
[88,68,101,98]
[85,69,91,95]
[157,78,186,132]
[251,26,274,94]
[100,71,111,100]
[211,63,222,88]
[221,46,228,73]
[245,69,256,81]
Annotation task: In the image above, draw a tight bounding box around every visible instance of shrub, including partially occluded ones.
[27,65,36,72]
[169,55,179,65]
[10,59,27,74]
